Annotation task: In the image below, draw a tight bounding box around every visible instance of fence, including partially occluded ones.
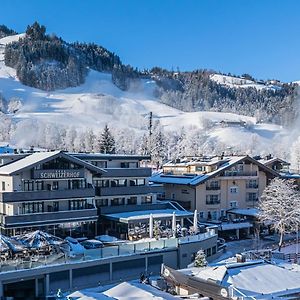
[0,238,178,273]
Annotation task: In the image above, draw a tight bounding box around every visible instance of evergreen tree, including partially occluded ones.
[194,249,207,267]
[99,125,115,154]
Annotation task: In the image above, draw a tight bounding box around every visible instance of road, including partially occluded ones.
[213,233,299,263]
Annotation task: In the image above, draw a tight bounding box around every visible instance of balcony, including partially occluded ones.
[246,184,259,189]
[0,188,95,203]
[221,171,258,178]
[206,186,221,190]
[102,168,151,178]
[246,198,258,202]
[0,209,98,228]
[95,185,163,197]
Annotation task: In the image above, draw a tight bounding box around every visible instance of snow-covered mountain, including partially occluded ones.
[0,34,289,154]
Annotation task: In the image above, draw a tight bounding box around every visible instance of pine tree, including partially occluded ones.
[99,125,115,154]
[194,249,207,267]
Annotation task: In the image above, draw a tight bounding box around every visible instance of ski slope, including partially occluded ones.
[0,34,285,151]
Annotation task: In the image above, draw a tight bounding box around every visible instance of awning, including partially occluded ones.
[219,222,253,231]
[103,209,193,224]
[227,208,259,218]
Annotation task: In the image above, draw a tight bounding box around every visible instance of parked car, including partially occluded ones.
[80,239,103,249]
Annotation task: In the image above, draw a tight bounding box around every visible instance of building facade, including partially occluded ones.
[151,155,278,223]
[0,151,105,237]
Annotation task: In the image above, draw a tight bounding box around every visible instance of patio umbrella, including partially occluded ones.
[193,210,198,234]
[0,234,25,253]
[149,214,153,239]
[172,211,176,237]
[17,230,64,249]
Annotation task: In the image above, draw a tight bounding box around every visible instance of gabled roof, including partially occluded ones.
[150,156,279,186]
[258,157,290,166]
[0,151,106,175]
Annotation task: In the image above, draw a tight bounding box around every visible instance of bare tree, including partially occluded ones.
[259,178,300,251]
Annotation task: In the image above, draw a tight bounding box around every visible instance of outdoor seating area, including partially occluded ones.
[102,209,202,241]
[0,230,66,261]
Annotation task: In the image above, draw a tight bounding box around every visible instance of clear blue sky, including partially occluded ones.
[1,0,300,82]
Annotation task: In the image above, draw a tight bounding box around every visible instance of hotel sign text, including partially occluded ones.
[33,169,84,179]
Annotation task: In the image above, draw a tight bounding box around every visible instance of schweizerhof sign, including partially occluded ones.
[33,169,84,179]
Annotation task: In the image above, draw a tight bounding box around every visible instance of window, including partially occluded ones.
[129,180,136,186]
[247,179,258,188]
[128,197,137,205]
[91,161,107,168]
[21,202,44,214]
[120,162,130,168]
[93,179,109,188]
[68,179,86,189]
[212,246,217,255]
[230,201,237,208]
[246,192,258,202]
[181,189,189,194]
[206,180,220,190]
[2,181,5,191]
[69,199,93,210]
[212,211,218,220]
[119,179,127,187]
[52,181,59,190]
[141,195,152,204]
[206,195,220,205]
[206,247,212,257]
[96,198,108,207]
[111,198,125,206]
[199,211,205,219]
[23,180,34,191]
[137,179,145,186]
[171,193,175,200]
[196,166,205,171]
[35,181,44,190]
[230,186,238,194]
[53,201,59,212]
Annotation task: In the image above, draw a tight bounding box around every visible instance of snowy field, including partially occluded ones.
[0,34,286,152]
[210,73,281,91]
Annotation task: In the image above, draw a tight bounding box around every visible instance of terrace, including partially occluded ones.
[0,230,216,273]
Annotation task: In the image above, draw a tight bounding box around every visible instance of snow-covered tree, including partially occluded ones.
[291,136,300,173]
[259,178,300,251]
[99,124,115,154]
[194,249,207,267]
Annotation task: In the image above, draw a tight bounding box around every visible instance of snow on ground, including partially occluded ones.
[0,34,284,151]
[210,73,281,91]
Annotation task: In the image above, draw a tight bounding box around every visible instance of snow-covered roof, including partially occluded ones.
[280,172,300,179]
[0,151,105,175]
[104,209,193,223]
[258,157,290,166]
[151,155,278,186]
[67,281,179,300]
[103,281,178,300]
[182,260,300,299]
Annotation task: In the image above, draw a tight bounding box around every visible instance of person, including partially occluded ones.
[140,272,145,283]
[56,288,64,298]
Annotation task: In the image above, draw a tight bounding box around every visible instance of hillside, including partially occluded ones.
[0,32,289,159]
[2,22,298,127]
